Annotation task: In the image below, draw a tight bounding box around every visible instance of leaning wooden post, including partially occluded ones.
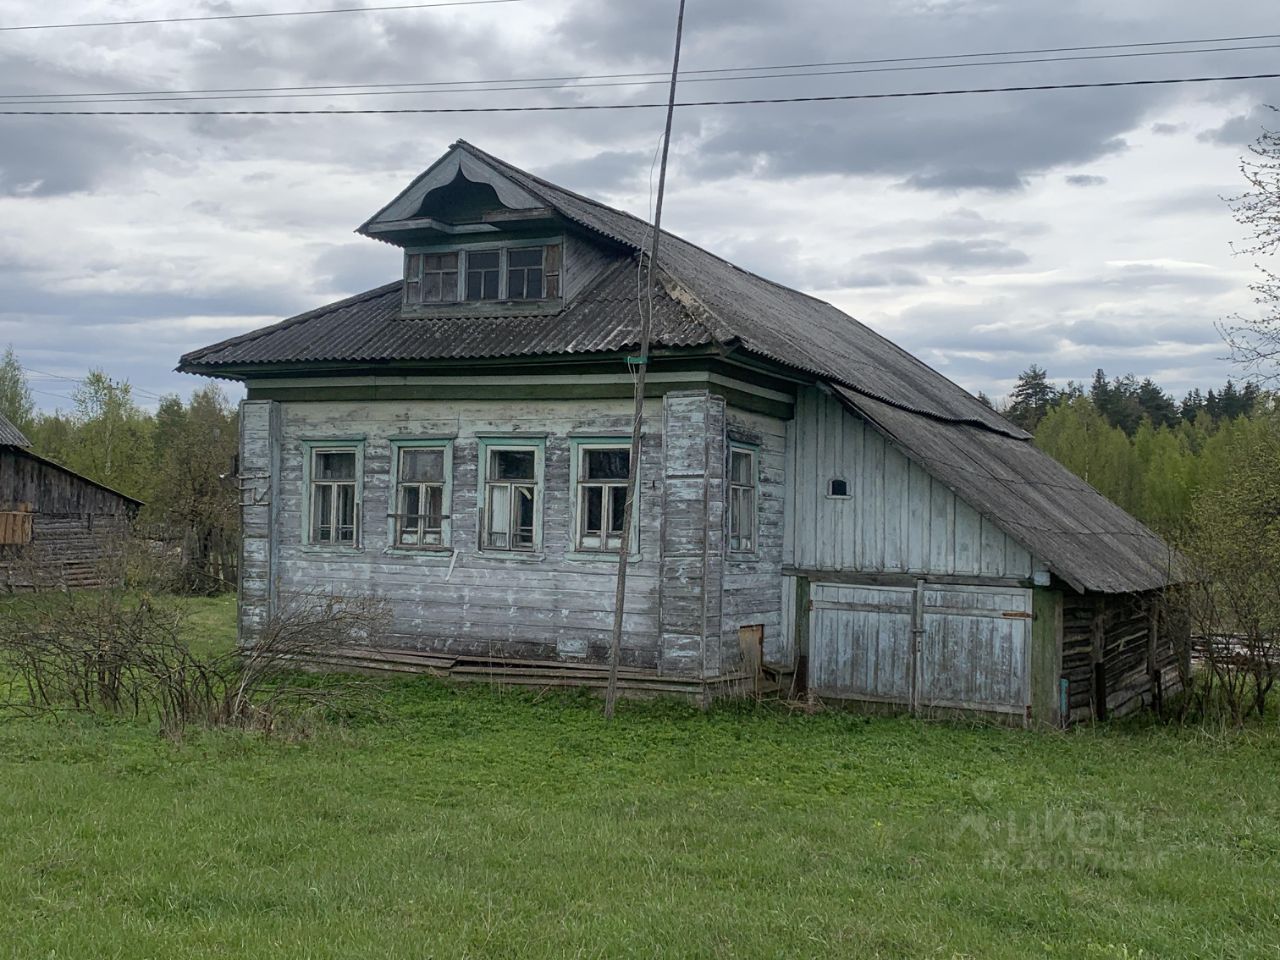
[604,0,687,720]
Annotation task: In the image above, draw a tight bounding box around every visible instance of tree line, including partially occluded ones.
[0,347,239,593]
[984,364,1270,537]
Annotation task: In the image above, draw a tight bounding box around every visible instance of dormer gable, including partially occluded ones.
[359,144,557,246]
[359,142,623,318]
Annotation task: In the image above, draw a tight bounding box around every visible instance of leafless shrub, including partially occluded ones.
[0,588,390,738]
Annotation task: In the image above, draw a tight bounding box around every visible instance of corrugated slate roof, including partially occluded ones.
[837,388,1180,594]
[0,413,30,448]
[182,257,712,369]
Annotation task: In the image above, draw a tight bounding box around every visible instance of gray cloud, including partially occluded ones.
[1065,174,1108,187]
[865,238,1031,269]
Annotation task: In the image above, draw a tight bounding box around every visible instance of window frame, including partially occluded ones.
[302,441,364,550]
[727,443,759,556]
[476,436,546,555]
[403,251,461,306]
[388,439,453,552]
[827,477,852,500]
[569,438,640,557]
[402,238,563,308]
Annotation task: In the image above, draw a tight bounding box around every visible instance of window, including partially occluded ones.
[575,445,630,551]
[728,446,756,553]
[828,478,849,498]
[405,243,562,306]
[405,252,459,305]
[309,448,359,545]
[392,444,451,548]
[466,250,501,301]
[483,446,541,551]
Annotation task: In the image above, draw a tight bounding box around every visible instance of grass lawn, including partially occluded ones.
[1,595,1279,958]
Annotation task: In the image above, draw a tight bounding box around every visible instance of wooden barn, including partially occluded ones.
[179,140,1181,724]
[0,414,142,591]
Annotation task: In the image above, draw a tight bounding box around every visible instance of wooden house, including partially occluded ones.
[0,414,143,590]
[179,141,1181,724]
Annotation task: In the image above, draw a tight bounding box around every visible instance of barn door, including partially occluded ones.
[918,584,1031,715]
[808,580,1031,715]
[809,583,916,704]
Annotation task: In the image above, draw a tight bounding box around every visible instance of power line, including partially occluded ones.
[5,31,1279,101]
[21,366,168,402]
[0,0,522,32]
[2,71,1277,116]
[5,42,1280,106]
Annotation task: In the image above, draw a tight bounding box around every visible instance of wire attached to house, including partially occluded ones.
[2,72,1276,116]
[4,39,1279,104]
[0,0,524,32]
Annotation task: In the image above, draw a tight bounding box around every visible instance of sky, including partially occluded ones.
[0,0,1277,412]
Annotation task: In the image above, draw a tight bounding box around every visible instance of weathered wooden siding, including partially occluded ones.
[239,400,281,642]
[251,394,726,671]
[786,388,1033,579]
[808,581,1031,714]
[719,406,788,672]
[658,392,724,677]
[0,447,137,591]
[1062,590,1180,721]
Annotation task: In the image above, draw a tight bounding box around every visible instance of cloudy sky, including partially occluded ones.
[0,0,1277,411]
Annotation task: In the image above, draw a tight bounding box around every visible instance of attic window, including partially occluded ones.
[406,252,459,304]
[828,478,850,498]
[404,242,562,308]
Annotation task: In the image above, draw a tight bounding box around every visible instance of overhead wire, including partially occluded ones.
[4,35,1279,103]
[0,0,524,32]
[2,72,1277,116]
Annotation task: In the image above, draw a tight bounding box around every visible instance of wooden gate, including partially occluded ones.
[809,581,1031,716]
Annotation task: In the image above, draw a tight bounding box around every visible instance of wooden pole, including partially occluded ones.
[604,0,687,720]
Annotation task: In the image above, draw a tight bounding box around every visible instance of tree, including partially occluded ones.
[146,386,240,593]
[1006,364,1057,431]
[1034,397,1135,511]
[0,346,34,433]
[1222,108,1280,379]
[65,370,154,500]
[1135,377,1178,428]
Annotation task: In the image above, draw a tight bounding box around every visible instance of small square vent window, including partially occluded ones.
[828,478,849,498]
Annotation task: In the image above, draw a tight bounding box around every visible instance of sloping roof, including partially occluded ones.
[181,141,1023,440]
[179,140,1177,592]
[0,413,31,448]
[180,257,712,370]
[837,388,1180,594]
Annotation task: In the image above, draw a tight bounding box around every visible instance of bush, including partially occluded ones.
[0,589,389,738]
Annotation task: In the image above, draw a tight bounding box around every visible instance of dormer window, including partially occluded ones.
[466,250,501,300]
[404,242,561,308]
[406,253,459,304]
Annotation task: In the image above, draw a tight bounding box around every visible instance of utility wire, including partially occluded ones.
[3,72,1276,116]
[0,0,523,32]
[5,31,1279,101]
[5,42,1279,106]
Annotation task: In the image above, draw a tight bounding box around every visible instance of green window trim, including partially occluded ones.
[388,438,454,552]
[301,440,365,550]
[567,436,641,560]
[476,436,546,555]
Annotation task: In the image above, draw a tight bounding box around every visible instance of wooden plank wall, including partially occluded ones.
[264,396,677,668]
[720,406,788,673]
[239,400,280,643]
[0,447,136,591]
[1062,590,1179,721]
[787,388,1033,580]
[658,392,723,677]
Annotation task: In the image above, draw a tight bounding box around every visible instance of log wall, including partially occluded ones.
[0,447,138,591]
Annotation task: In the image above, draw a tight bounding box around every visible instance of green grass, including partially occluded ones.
[1,599,1279,958]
